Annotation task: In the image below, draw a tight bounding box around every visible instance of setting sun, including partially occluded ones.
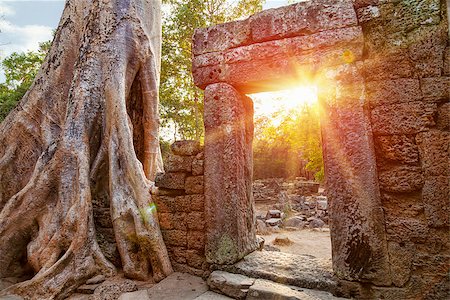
[249,85,319,122]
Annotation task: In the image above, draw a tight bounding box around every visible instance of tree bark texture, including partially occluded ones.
[0,0,172,299]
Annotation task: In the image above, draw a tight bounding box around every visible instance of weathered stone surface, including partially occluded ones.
[151,187,184,196]
[154,195,190,213]
[436,102,449,130]
[366,78,422,107]
[86,275,106,285]
[408,23,447,78]
[387,241,415,287]
[385,216,429,243]
[375,135,419,164]
[118,290,149,300]
[165,154,193,173]
[158,212,187,231]
[171,140,202,156]
[422,176,449,228]
[155,172,186,190]
[416,130,449,176]
[250,0,357,42]
[186,212,205,231]
[371,102,437,135]
[283,216,306,229]
[247,279,317,300]
[207,271,254,300]
[92,280,137,300]
[77,284,100,294]
[186,250,207,269]
[169,247,187,264]
[162,230,187,247]
[380,192,424,219]
[204,83,257,264]
[193,19,251,55]
[444,47,450,76]
[421,77,450,101]
[188,194,205,212]
[192,153,204,176]
[188,231,205,250]
[194,291,233,300]
[362,54,414,81]
[321,71,391,285]
[185,176,204,195]
[145,273,208,300]
[218,251,336,293]
[378,165,424,193]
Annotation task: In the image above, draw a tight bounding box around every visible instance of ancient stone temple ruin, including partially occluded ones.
[157,0,450,298]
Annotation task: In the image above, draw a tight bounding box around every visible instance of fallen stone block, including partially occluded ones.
[246,279,316,300]
[208,271,255,299]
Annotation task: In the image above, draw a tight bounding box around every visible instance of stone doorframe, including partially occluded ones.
[192,0,392,286]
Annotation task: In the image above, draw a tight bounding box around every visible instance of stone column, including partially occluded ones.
[203,83,258,264]
[320,66,392,286]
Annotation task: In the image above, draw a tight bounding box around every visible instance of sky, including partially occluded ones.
[0,0,292,82]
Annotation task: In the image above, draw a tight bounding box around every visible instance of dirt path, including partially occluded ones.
[259,228,332,261]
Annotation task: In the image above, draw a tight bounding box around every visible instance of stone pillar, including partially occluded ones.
[203,83,258,264]
[320,66,391,286]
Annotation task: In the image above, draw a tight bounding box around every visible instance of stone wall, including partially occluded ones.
[153,141,208,277]
[192,0,449,298]
[352,0,449,298]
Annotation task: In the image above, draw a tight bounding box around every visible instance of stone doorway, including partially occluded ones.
[193,0,390,284]
[192,0,449,298]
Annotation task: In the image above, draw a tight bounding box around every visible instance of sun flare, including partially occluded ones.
[249,85,319,122]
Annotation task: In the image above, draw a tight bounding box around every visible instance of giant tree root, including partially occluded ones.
[0,1,172,299]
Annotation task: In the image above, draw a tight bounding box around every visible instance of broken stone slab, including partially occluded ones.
[165,154,194,173]
[208,271,255,299]
[216,251,337,294]
[118,290,149,300]
[265,218,282,227]
[86,275,106,285]
[283,216,306,229]
[308,217,326,229]
[247,279,318,300]
[265,209,281,219]
[171,140,202,156]
[195,291,234,299]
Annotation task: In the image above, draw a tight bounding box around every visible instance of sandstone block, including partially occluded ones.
[422,176,449,228]
[204,83,258,264]
[186,250,206,269]
[155,172,186,190]
[247,279,315,300]
[155,195,190,213]
[374,135,419,164]
[193,19,251,55]
[416,130,449,177]
[387,241,415,287]
[152,187,184,196]
[378,165,424,193]
[385,217,429,243]
[444,47,450,76]
[362,54,413,81]
[366,78,422,107]
[192,157,204,176]
[93,280,138,300]
[436,103,449,130]
[186,212,205,231]
[158,212,187,231]
[207,271,255,300]
[371,102,436,135]
[420,77,450,101]
[188,230,205,251]
[250,0,357,42]
[162,230,187,247]
[169,247,187,264]
[187,194,205,212]
[185,175,204,194]
[165,154,193,173]
[171,140,202,156]
[380,192,424,219]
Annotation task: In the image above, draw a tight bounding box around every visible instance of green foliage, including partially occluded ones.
[0,41,50,121]
[160,0,264,141]
[253,104,324,182]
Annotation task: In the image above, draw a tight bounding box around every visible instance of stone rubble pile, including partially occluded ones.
[253,178,320,204]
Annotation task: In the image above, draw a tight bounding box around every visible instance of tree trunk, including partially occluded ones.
[0,0,173,299]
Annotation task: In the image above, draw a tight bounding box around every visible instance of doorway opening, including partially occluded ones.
[248,85,332,263]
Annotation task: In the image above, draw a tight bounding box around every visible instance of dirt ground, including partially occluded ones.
[259,228,332,261]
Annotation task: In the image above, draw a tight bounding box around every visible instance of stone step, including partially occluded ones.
[207,271,347,300]
[215,251,338,294]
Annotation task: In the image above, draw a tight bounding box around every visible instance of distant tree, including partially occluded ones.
[160,0,264,141]
[253,104,324,182]
[0,41,50,121]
